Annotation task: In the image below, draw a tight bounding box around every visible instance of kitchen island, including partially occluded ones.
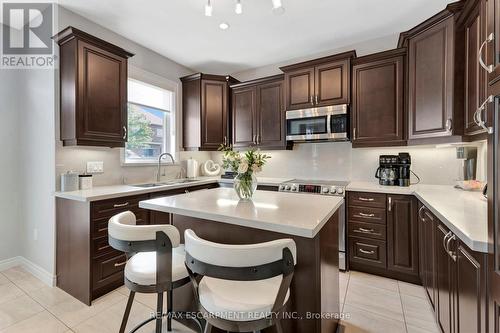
[139,187,344,333]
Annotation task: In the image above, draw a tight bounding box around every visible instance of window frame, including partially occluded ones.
[121,66,179,166]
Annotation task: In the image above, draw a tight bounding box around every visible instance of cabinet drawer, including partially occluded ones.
[92,236,119,258]
[92,253,126,291]
[348,206,386,224]
[349,236,387,268]
[348,192,387,208]
[348,221,386,240]
[91,194,149,219]
[92,210,149,238]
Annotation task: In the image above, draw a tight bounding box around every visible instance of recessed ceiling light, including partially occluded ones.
[205,0,213,16]
[219,22,230,30]
[235,0,243,14]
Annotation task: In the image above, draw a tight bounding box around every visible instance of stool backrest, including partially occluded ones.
[184,229,296,281]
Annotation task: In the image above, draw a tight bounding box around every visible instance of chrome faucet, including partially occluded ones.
[157,153,175,182]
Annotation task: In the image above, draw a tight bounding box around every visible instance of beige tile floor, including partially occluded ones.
[0,266,439,333]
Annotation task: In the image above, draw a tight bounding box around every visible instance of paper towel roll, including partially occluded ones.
[186,158,199,178]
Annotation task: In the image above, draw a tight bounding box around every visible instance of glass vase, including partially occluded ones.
[233,172,258,201]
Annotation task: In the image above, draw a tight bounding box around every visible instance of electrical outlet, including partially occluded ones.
[33,228,38,241]
[87,161,104,174]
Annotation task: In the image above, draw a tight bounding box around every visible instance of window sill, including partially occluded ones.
[121,161,180,167]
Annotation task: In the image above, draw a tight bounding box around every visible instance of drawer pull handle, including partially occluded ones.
[98,227,108,233]
[97,245,110,251]
[358,212,375,217]
[418,206,426,220]
[114,261,127,267]
[358,197,374,202]
[113,202,129,208]
[357,228,375,233]
[359,249,375,255]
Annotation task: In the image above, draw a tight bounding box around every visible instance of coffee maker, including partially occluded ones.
[375,153,411,187]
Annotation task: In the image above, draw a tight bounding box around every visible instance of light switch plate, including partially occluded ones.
[87,161,104,174]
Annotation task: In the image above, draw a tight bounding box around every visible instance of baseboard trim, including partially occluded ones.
[0,256,56,287]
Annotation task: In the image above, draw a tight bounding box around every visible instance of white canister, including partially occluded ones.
[61,172,79,192]
[79,174,93,190]
[186,158,199,179]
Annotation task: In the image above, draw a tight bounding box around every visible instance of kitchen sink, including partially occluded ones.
[132,179,199,188]
[132,183,164,188]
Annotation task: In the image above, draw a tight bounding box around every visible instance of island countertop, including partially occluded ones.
[139,187,344,238]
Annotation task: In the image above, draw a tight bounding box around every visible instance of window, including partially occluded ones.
[124,78,175,164]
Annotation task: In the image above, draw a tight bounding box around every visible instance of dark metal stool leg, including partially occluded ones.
[203,322,212,333]
[120,291,135,333]
[167,290,173,331]
[156,292,164,333]
[275,319,283,333]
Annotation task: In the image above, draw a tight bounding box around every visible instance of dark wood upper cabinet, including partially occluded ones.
[280,51,355,111]
[399,3,465,142]
[351,49,406,148]
[232,86,257,148]
[387,195,419,278]
[180,73,238,151]
[54,27,133,148]
[486,0,500,86]
[230,75,289,150]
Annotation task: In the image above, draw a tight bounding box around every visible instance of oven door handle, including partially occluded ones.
[326,114,332,135]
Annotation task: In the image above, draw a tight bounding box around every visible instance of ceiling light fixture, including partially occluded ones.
[235,0,243,14]
[271,0,285,14]
[205,0,213,17]
[219,22,230,30]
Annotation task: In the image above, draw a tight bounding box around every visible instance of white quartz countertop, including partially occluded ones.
[139,187,344,238]
[54,177,220,202]
[347,181,488,253]
[218,177,294,186]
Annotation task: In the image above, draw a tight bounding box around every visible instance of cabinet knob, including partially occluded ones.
[315,95,319,105]
[310,95,314,106]
[445,118,452,132]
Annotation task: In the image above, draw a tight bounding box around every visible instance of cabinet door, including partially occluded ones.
[314,60,350,106]
[201,79,228,150]
[352,55,405,147]
[422,207,437,308]
[284,67,315,110]
[436,223,454,333]
[465,2,488,135]
[487,0,500,86]
[456,242,487,333]
[77,41,127,146]
[408,17,455,139]
[232,86,257,148]
[257,80,285,148]
[387,195,418,277]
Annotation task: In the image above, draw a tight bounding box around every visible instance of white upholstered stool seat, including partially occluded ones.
[199,275,290,322]
[125,245,188,286]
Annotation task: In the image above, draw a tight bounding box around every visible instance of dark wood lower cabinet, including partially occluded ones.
[387,195,418,277]
[56,182,219,305]
[436,223,454,333]
[347,192,419,283]
[418,202,488,333]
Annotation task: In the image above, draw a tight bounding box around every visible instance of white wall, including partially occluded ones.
[0,67,22,263]
[17,69,56,276]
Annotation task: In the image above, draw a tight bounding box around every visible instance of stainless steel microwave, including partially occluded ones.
[286,105,349,142]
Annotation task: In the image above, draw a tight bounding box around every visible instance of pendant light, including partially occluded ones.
[205,0,213,17]
[235,0,242,14]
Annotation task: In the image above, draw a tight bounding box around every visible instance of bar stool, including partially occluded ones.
[184,229,297,333]
[108,211,202,333]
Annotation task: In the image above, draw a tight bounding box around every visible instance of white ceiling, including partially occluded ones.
[59,0,454,74]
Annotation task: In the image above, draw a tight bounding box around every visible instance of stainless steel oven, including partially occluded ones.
[286,105,348,142]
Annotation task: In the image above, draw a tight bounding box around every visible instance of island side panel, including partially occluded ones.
[320,210,340,333]
[172,212,340,333]
[56,198,92,305]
